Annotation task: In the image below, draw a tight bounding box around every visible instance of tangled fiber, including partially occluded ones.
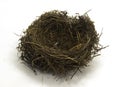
[18,10,104,78]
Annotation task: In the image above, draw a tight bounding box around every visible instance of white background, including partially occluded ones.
[0,0,120,87]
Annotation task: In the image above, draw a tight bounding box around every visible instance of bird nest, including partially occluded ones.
[18,10,104,78]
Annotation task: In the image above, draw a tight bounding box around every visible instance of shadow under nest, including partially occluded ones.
[18,10,103,78]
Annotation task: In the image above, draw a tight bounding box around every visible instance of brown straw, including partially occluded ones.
[18,10,105,78]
